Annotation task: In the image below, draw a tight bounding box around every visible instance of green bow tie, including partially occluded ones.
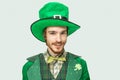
[47,56,66,63]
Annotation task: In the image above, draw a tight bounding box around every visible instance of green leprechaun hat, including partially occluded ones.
[31,2,80,42]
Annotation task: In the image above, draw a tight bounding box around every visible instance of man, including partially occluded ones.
[22,2,90,80]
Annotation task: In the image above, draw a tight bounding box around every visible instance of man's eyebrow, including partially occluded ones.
[48,31,56,33]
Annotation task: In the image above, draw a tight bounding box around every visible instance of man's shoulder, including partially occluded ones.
[68,52,81,59]
[27,53,43,62]
[68,52,86,63]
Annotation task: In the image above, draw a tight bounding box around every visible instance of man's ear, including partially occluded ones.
[66,26,68,36]
[43,32,46,41]
[43,28,47,42]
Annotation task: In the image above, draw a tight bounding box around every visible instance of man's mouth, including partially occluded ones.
[54,42,62,45]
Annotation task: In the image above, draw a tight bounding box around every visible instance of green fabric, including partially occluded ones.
[39,2,68,19]
[40,54,68,80]
[65,53,82,80]
[22,61,33,80]
[40,54,54,79]
[27,57,41,80]
[31,2,80,42]
[22,52,90,80]
[76,58,90,80]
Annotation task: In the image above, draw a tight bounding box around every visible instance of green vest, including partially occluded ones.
[40,54,68,80]
[22,52,90,80]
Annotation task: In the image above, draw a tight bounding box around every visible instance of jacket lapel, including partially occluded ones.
[27,57,42,80]
[66,53,82,80]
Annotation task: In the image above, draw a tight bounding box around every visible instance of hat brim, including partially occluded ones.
[31,19,80,42]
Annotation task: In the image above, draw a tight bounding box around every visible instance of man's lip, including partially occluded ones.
[54,44,62,46]
[54,45,62,47]
[53,44,63,48]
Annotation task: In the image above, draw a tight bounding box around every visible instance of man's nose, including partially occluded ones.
[56,34,62,42]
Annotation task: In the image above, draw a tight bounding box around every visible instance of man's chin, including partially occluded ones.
[53,49,63,54]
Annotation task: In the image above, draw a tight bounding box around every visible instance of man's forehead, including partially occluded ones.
[45,26,67,31]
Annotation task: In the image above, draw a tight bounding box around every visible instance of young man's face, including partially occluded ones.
[44,26,67,54]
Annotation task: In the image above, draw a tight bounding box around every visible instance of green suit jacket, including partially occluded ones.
[22,52,90,80]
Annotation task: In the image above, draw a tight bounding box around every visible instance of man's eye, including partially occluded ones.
[49,32,56,35]
[61,32,67,35]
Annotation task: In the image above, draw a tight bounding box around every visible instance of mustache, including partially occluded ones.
[53,42,62,45]
[53,41,66,45]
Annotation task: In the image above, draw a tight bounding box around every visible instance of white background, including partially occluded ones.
[0,0,120,80]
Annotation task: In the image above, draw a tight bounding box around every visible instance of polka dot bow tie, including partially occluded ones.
[47,56,66,63]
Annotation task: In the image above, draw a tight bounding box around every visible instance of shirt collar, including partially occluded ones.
[43,50,67,63]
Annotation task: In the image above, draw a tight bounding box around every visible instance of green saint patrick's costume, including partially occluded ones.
[22,52,90,80]
[22,2,90,80]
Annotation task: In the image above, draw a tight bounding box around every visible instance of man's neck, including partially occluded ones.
[47,49,64,57]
